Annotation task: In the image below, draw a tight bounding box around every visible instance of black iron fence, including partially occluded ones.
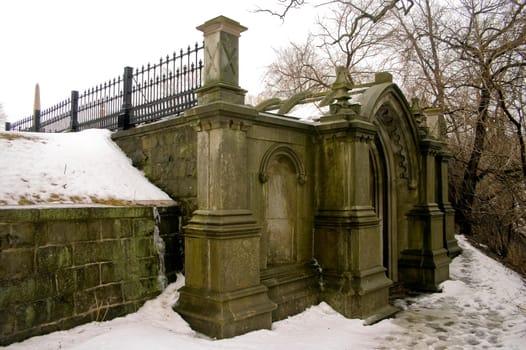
[7,43,204,132]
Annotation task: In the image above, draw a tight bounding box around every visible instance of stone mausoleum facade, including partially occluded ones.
[162,16,461,339]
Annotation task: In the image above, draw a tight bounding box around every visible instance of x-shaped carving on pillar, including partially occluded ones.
[204,38,239,82]
[221,38,238,78]
[204,43,219,78]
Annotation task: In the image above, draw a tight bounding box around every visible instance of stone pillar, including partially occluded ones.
[438,151,462,258]
[314,69,397,323]
[400,139,450,291]
[174,16,276,339]
[196,16,247,105]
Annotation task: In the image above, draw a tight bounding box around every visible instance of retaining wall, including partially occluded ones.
[113,118,197,215]
[0,205,181,346]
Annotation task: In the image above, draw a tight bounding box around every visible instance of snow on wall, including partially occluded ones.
[0,129,172,206]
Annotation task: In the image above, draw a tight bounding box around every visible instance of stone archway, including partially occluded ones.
[371,102,420,285]
[363,84,450,291]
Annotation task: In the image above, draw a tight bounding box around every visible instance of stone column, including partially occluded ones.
[314,70,397,323]
[174,16,276,339]
[400,139,450,291]
[196,16,247,105]
[438,151,462,257]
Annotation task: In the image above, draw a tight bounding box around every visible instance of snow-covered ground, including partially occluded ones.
[0,130,172,206]
[2,236,525,350]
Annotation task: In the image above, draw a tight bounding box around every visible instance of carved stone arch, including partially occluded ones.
[374,105,416,188]
[259,144,306,185]
[359,83,420,189]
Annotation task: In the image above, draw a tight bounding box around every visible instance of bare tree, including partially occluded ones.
[438,0,526,235]
[256,0,414,23]
[260,0,526,270]
[264,38,333,97]
[263,0,394,96]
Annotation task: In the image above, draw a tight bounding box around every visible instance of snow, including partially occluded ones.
[3,236,525,349]
[0,129,173,206]
[265,88,367,121]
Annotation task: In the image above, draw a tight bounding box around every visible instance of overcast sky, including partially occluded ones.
[0,0,323,122]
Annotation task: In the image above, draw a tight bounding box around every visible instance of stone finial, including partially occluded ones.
[333,66,351,90]
[196,16,247,104]
[411,97,424,125]
[323,66,361,118]
[374,72,393,84]
[423,107,447,140]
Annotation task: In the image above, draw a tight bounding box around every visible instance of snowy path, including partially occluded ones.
[3,236,526,350]
[380,237,526,349]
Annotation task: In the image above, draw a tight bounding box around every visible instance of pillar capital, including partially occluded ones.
[197,16,247,37]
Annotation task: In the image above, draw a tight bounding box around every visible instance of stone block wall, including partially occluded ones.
[113,119,197,216]
[0,205,181,346]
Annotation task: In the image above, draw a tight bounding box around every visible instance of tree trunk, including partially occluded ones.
[458,87,491,235]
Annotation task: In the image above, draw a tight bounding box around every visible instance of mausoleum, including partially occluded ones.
[171,16,461,339]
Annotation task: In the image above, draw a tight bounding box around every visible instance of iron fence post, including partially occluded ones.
[33,110,41,132]
[119,66,133,130]
[33,83,41,132]
[5,122,11,131]
[71,90,79,131]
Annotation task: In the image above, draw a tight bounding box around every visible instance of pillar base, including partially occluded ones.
[174,284,276,339]
[197,83,247,105]
[446,238,462,258]
[398,248,450,291]
[441,204,462,258]
[321,266,397,322]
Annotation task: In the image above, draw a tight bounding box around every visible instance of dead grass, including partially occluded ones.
[17,196,35,205]
[0,132,44,142]
[89,196,133,206]
[48,193,63,202]
[69,196,83,203]
[4,192,149,207]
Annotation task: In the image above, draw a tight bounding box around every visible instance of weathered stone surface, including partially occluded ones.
[0,206,177,346]
[0,223,36,249]
[36,245,72,273]
[0,249,34,280]
[113,122,198,214]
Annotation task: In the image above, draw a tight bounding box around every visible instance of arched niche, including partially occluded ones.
[259,145,306,267]
[259,145,306,185]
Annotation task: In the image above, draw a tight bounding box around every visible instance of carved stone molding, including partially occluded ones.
[376,105,411,182]
[259,144,306,185]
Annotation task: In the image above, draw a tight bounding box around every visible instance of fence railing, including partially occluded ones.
[7,43,204,132]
